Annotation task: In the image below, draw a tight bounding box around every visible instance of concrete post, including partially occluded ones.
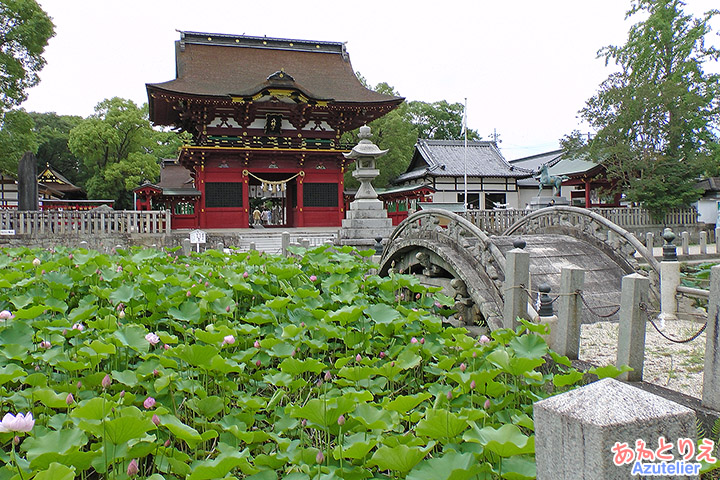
[681,231,690,256]
[616,273,649,382]
[301,239,310,249]
[216,242,224,251]
[716,227,720,254]
[660,260,680,321]
[534,378,697,480]
[249,242,256,251]
[700,231,707,255]
[555,268,585,360]
[702,265,720,410]
[645,232,654,252]
[181,238,191,256]
[281,231,290,257]
[503,248,530,329]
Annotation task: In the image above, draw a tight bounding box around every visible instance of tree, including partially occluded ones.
[0,0,55,113]
[0,108,37,173]
[343,80,481,190]
[567,0,720,215]
[68,98,182,208]
[29,111,83,184]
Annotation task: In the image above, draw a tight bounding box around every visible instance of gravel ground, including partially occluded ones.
[580,311,708,398]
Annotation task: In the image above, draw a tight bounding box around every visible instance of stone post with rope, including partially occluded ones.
[503,239,530,329]
[554,268,585,360]
[660,228,680,322]
[701,265,720,411]
[617,273,649,382]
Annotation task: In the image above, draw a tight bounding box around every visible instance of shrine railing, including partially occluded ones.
[0,210,171,235]
[462,206,698,235]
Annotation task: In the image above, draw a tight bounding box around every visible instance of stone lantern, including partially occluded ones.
[340,125,394,246]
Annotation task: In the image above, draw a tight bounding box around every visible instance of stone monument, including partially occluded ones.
[339,125,394,247]
[17,152,38,211]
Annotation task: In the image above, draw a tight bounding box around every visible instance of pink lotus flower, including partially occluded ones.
[379,351,386,358]
[309,275,317,282]
[316,450,324,464]
[163,344,170,350]
[143,397,156,409]
[127,458,139,476]
[0,412,34,433]
[152,414,161,426]
[479,335,490,344]
[66,393,74,405]
[243,271,249,279]
[222,335,235,346]
[72,323,84,331]
[102,374,112,389]
[117,265,123,273]
[32,258,41,267]
[254,340,261,349]
[410,337,418,344]
[0,310,12,320]
[145,332,160,345]
[39,340,51,349]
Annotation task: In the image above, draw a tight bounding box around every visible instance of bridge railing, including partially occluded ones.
[462,206,698,235]
[0,210,171,235]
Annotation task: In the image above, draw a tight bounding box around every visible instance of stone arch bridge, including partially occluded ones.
[379,206,660,331]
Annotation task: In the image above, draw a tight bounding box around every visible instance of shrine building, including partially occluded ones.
[145,31,402,229]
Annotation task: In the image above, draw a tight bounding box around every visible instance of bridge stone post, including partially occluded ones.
[181,238,191,256]
[616,273,649,382]
[702,265,720,410]
[700,231,707,255]
[555,268,585,360]
[645,232,654,251]
[281,232,290,257]
[681,231,690,256]
[503,241,530,330]
[716,227,720,255]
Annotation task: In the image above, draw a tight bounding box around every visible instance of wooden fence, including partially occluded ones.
[0,210,171,235]
[462,206,698,235]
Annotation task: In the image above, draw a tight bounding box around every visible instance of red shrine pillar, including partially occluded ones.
[584,179,591,208]
[338,169,345,225]
[242,170,250,227]
[198,160,207,228]
[296,175,304,227]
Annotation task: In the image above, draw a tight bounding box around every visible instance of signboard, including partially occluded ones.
[0,229,15,236]
[189,229,207,253]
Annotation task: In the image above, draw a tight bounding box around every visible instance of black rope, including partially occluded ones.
[578,291,621,318]
[640,303,708,344]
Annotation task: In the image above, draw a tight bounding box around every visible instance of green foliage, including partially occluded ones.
[566,0,720,216]
[68,98,182,207]
[0,245,591,479]
[343,80,481,190]
[0,0,55,113]
[0,107,37,173]
[28,111,84,185]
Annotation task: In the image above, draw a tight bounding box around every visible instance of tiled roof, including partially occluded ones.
[158,161,194,190]
[147,31,401,104]
[393,139,530,184]
[509,150,564,172]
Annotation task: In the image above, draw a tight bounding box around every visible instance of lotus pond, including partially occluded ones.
[0,245,592,480]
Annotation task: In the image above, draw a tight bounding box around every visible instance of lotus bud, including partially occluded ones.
[420,338,425,344]
[163,344,170,350]
[186,291,191,297]
[243,271,249,278]
[484,399,491,409]
[102,374,111,389]
[446,390,453,400]
[153,369,159,377]
[77,381,82,389]
[118,310,125,319]
[391,361,395,367]
[337,415,345,426]
[379,351,386,358]
[316,450,324,464]
[127,458,139,476]
[164,439,171,447]
[254,340,261,348]
[460,363,466,372]
[226,305,231,312]
[119,390,126,398]
[479,335,490,344]
[472,351,477,358]
[355,354,362,362]
[470,380,476,390]
[300,322,305,327]
[255,359,261,367]
[66,393,74,405]
[152,414,161,426]
[324,371,332,381]
[13,435,20,445]
[309,275,317,282]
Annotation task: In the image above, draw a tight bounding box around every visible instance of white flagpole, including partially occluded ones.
[463,97,468,212]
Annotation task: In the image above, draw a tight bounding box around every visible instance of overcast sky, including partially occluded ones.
[20,0,720,160]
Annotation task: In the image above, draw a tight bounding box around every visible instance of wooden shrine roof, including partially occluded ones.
[147,31,402,123]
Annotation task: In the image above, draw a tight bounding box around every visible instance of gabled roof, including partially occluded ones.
[37,165,82,194]
[393,139,529,184]
[148,31,401,105]
[509,149,564,172]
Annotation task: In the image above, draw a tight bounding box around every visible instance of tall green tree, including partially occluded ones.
[567,0,720,215]
[0,108,36,173]
[343,81,481,190]
[29,111,83,184]
[68,97,181,208]
[0,0,55,113]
